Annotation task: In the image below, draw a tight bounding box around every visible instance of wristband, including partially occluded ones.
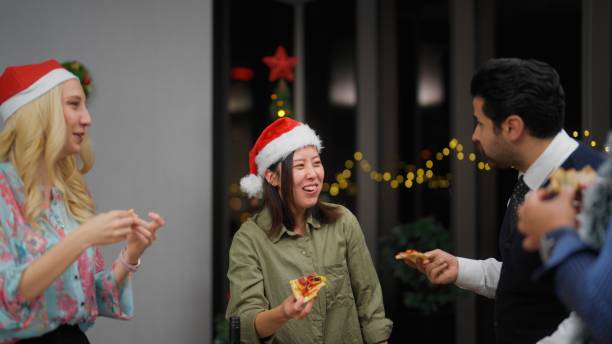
[118,247,141,272]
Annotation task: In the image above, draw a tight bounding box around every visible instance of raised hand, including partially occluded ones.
[125,211,165,262]
[79,210,135,246]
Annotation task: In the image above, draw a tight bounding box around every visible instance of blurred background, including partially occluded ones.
[1,0,611,343]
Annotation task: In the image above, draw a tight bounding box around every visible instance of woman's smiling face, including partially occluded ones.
[290,146,324,213]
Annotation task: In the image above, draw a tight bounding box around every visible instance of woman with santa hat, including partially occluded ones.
[0,59,165,343]
[226,117,392,343]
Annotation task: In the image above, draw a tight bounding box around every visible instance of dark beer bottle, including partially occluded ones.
[229,316,240,344]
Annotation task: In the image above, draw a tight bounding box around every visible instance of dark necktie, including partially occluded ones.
[499,175,531,257]
[508,175,531,233]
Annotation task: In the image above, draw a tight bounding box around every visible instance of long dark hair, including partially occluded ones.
[262,151,341,237]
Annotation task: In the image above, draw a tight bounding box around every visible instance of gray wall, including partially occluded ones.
[0,1,213,343]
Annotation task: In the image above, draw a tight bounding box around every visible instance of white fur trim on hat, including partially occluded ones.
[0,68,77,121]
[254,123,322,177]
[240,173,263,198]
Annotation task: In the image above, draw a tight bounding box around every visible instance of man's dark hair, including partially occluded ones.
[470,58,565,138]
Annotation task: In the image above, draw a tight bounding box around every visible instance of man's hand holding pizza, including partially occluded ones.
[399,248,459,284]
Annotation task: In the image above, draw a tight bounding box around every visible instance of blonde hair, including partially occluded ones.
[0,84,95,226]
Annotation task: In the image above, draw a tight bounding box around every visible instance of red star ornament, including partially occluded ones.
[262,46,298,82]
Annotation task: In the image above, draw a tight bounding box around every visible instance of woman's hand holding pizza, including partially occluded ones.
[279,294,314,321]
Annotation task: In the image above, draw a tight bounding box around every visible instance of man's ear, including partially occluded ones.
[264,169,280,187]
[503,114,525,142]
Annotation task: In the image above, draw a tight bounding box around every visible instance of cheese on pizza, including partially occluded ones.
[289,273,327,302]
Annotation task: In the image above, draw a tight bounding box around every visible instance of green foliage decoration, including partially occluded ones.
[380,217,463,314]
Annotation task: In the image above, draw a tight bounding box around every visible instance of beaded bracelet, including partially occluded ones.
[118,247,141,272]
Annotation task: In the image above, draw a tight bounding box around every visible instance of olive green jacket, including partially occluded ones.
[226,204,392,343]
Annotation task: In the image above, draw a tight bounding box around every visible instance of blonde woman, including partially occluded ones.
[0,60,164,343]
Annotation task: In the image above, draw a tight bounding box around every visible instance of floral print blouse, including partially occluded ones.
[0,162,133,343]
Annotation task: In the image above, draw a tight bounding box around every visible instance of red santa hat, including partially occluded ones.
[240,117,322,198]
[0,59,78,121]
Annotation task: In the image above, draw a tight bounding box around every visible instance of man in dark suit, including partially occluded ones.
[517,132,612,343]
[402,58,605,343]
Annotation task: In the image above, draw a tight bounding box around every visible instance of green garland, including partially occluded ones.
[61,61,92,97]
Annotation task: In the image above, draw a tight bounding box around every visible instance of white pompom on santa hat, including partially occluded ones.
[240,117,322,198]
[0,59,77,122]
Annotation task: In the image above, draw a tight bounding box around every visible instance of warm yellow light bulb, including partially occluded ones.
[336,173,344,183]
[442,148,450,156]
[426,160,433,169]
[383,172,392,181]
[277,109,286,117]
[469,153,476,161]
[330,185,339,196]
[354,152,363,161]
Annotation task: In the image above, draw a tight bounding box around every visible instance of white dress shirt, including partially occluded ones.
[454,130,578,342]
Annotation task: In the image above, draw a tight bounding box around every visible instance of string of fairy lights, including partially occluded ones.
[321,129,610,198]
[322,137,487,197]
[227,130,610,220]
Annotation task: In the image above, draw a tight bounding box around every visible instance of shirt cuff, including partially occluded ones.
[362,317,393,344]
[534,228,593,279]
[455,257,481,291]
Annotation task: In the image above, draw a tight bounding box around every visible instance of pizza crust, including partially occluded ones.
[395,249,427,261]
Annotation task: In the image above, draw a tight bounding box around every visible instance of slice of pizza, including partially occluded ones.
[546,166,598,194]
[289,272,327,302]
[395,249,428,261]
